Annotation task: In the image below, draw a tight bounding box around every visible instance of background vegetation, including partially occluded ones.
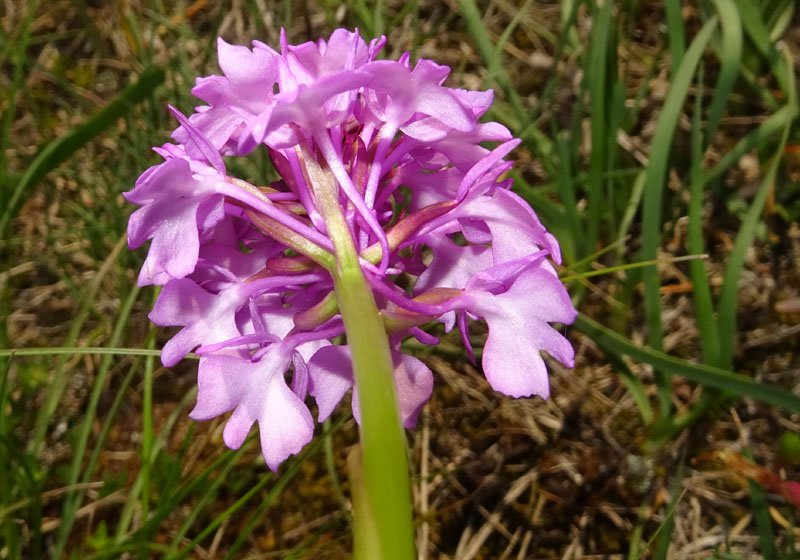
[2,0,800,557]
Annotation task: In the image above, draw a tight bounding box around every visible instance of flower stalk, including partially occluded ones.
[337,268,415,560]
[307,148,415,559]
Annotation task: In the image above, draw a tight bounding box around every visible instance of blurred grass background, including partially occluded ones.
[2,0,800,558]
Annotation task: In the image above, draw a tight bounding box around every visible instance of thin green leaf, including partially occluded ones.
[372,0,385,37]
[653,458,686,560]
[617,170,646,245]
[585,0,613,253]
[492,0,534,64]
[0,347,164,358]
[52,284,142,558]
[706,0,743,144]
[0,0,38,204]
[140,290,159,525]
[574,314,800,414]
[0,65,165,237]
[133,437,254,542]
[324,418,350,514]
[50,356,142,554]
[564,236,629,274]
[641,15,717,353]
[705,103,795,184]
[560,254,707,284]
[554,132,582,262]
[29,235,133,455]
[717,47,796,369]
[165,436,246,554]
[603,350,654,425]
[742,447,778,560]
[665,0,686,75]
[640,17,717,418]
[113,387,198,544]
[174,419,344,560]
[456,0,555,169]
[526,0,582,126]
[689,64,722,368]
[766,0,794,41]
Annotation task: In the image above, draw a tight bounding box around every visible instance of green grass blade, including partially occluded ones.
[81,543,171,560]
[526,0,581,126]
[733,0,791,109]
[706,0,743,144]
[688,65,722,368]
[133,438,253,543]
[735,0,789,79]
[554,131,582,262]
[560,254,707,283]
[0,357,10,458]
[749,478,778,559]
[324,418,350,513]
[372,0,385,37]
[664,0,686,75]
[662,66,727,447]
[221,418,346,560]
[50,356,142,556]
[173,471,275,560]
[565,236,630,274]
[112,387,197,544]
[717,47,796,369]
[617,170,646,244]
[456,0,555,168]
[0,65,165,237]
[742,447,778,560]
[165,438,245,554]
[492,0,534,64]
[0,359,24,558]
[585,0,613,254]
[51,284,142,558]
[627,503,648,560]
[140,291,159,527]
[605,77,626,241]
[0,0,38,204]
[640,17,717,414]
[767,0,794,40]
[574,314,800,414]
[603,350,654,425]
[0,347,177,359]
[28,235,129,455]
[351,0,376,36]
[641,16,718,349]
[170,419,342,560]
[653,457,686,560]
[705,103,795,184]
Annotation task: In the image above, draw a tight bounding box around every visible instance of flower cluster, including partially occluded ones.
[126,29,577,470]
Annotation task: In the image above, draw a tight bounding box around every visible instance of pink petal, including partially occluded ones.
[309,346,433,428]
[467,261,577,398]
[307,345,353,422]
[259,374,315,470]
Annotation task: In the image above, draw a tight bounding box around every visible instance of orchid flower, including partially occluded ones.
[127,28,575,511]
[127,28,576,559]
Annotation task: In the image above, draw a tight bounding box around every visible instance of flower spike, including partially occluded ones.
[127,28,576,470]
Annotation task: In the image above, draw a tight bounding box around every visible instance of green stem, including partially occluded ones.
[305,153,415,560]
[140,290,159,534]
[348,445,382,559]
[324,418,350,513]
